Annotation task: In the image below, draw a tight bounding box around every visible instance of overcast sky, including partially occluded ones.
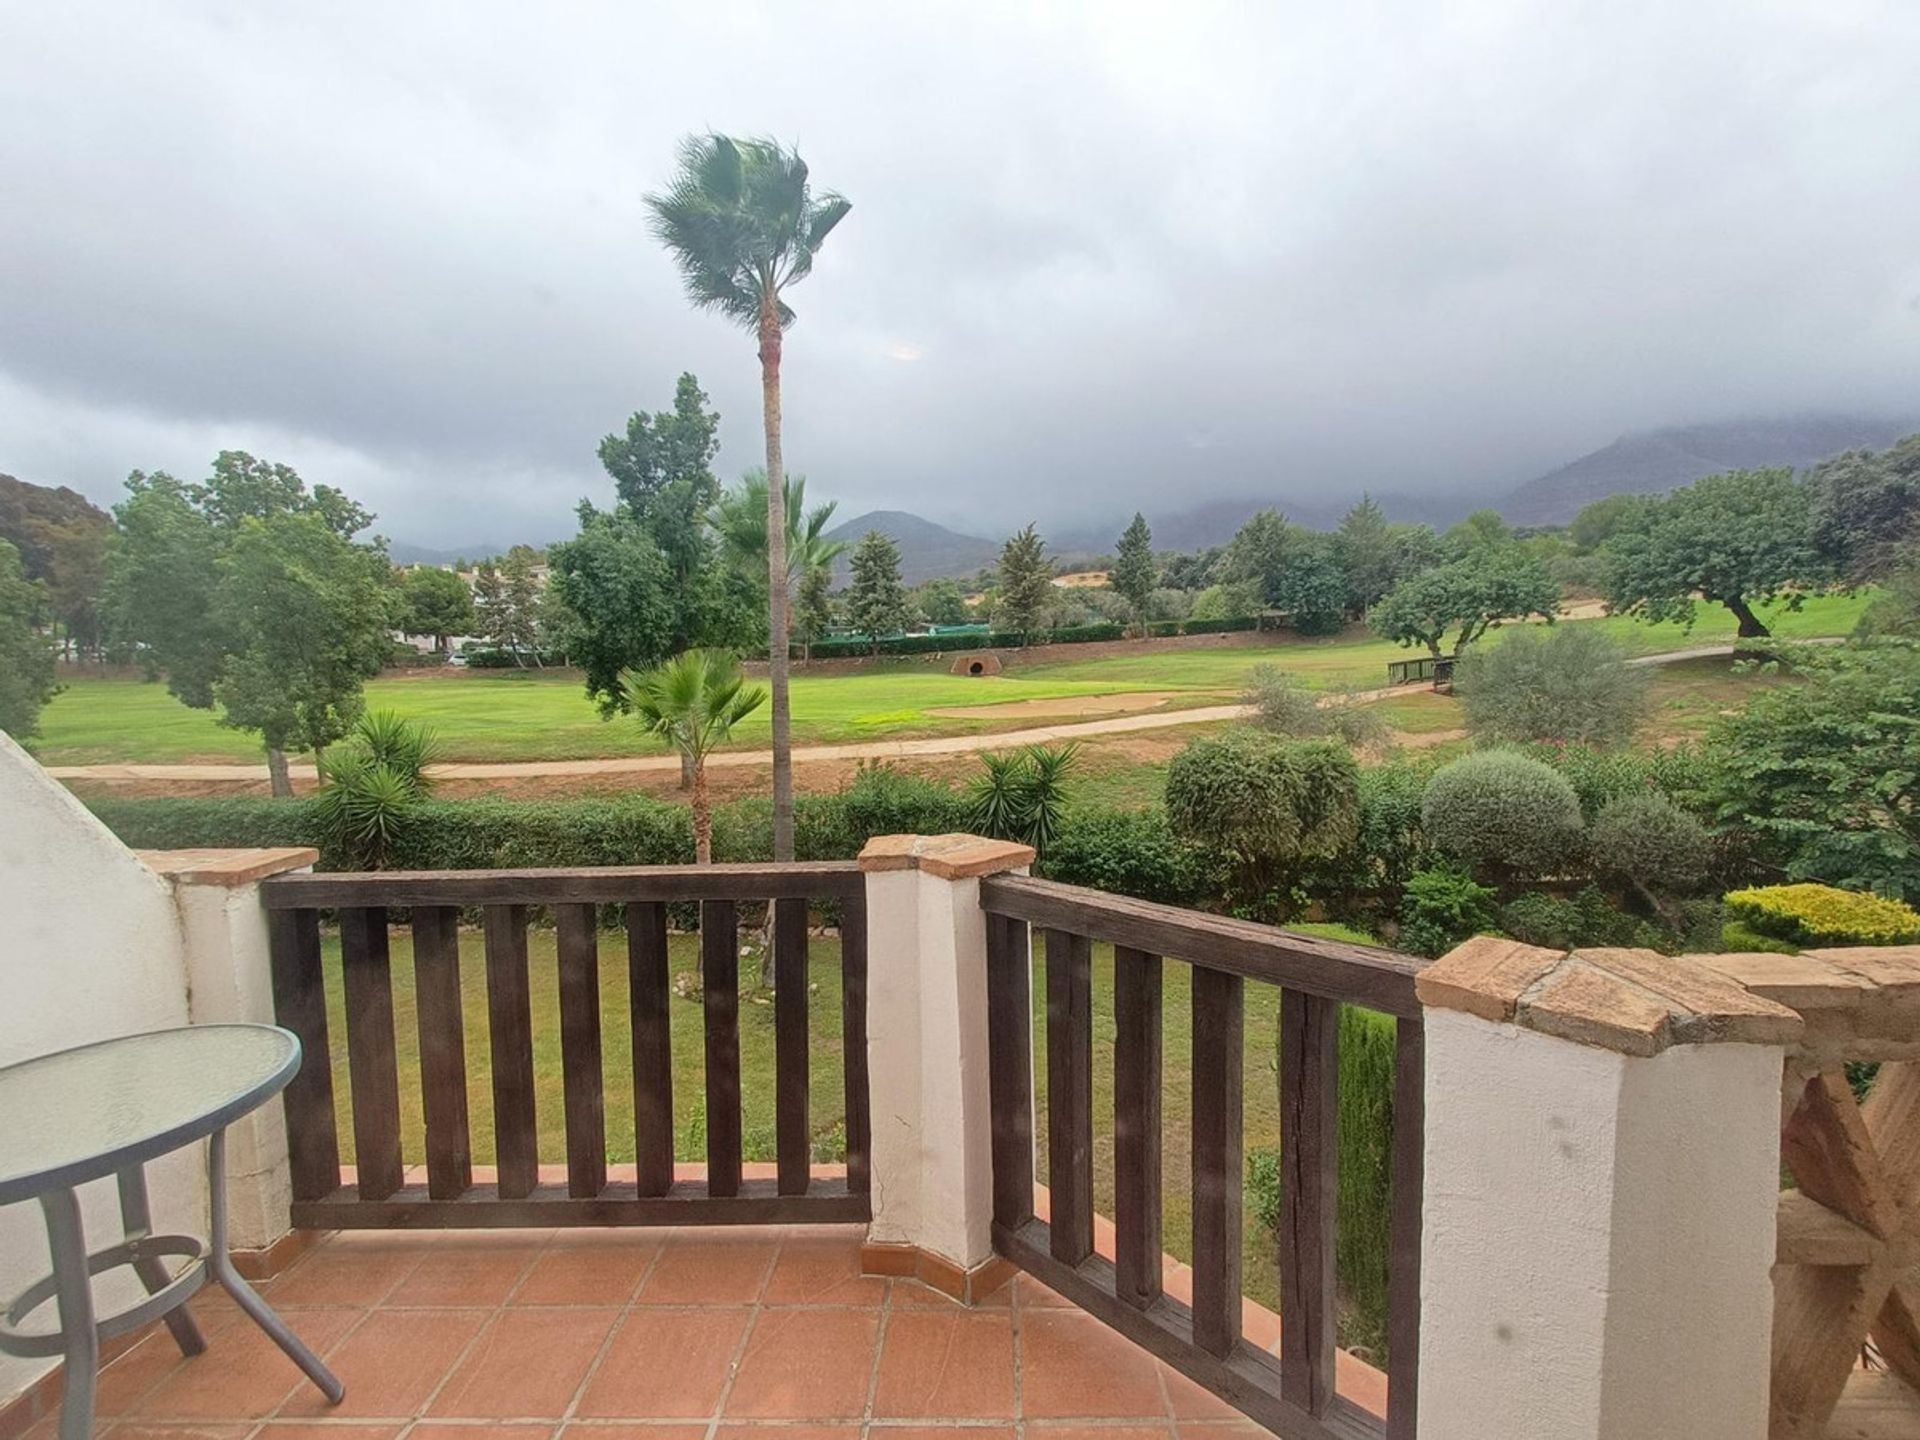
[3,1,1917,548]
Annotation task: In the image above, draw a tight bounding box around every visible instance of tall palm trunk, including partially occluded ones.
[759,300,795,864]
[692,758,713,864]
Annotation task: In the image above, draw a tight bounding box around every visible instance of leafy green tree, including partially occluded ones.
[42,520,109,660]
[1110,513,1156,627]
[845,530,910,650]
[1856,556,1920,640]
[0,539,58,738]
[1164,730,1359,917]
[647,133,851,866]
[1335,494,1396,614]
[1274,531,1348,635]
[398,567,475,653]
[914,577,969,627]
[624,649,766,863]
[199,450,371,539]
[1807,435,1920,583]
[1189,580,1261,621]
[1370,547,1558,659]
[1159,547,1221,592]
[211,512,394,793]
[1602,469,1824,638]
[546,511,677,712]
[1243,665,1385,748]
[996,524,1054,638]
[1452,624,1649,748]
[106,471,225,703]
[794,564,837,660]
[1569,493,1650,553]
[1703,644,1920,897]
[1386,523,1443,586]
[1443,508,1512,555]
[1221,509,1289,605]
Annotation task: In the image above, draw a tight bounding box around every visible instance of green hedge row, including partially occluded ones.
[797,614,1261,660]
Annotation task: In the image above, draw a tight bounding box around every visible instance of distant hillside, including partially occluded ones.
[389,539,531,566]
[1053,489,1475,556]
[1501,414,1913,525]
[824,509,1000,584]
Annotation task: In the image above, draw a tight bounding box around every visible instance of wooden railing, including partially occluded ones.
[978,874,1427,1440]
[261,862,870,1229]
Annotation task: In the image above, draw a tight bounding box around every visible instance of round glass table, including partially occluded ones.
[0,1025,344,1438]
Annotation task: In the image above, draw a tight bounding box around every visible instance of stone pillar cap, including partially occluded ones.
[1417,935,1803,1057]
[857,833,1035,880]
[137,847,320,887]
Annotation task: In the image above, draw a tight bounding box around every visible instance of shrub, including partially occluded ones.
[1723,884,1920,947]
[1421,750,1584,879]
[1243,666,1385,749]
[1720,920,1799,955]
[1397,864,1498,957]
[836,764,968,843]
[1588,793,1712,896]
[1040,806,1211,907]
[1531,742,1710,823]
[1165,731,1360,916]
[311,711,440,868]
[1453,624,1650,748]
[1500,886,1668,952]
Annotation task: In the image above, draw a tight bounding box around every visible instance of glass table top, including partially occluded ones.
[0,1026,298,1202]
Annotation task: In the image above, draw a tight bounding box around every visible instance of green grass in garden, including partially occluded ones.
[35,591,1868,766]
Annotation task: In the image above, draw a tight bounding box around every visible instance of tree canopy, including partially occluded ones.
[1807,434,1920,583]
[1334,494,1395,614]
[996,524,1053,637]
[398,567,475,652]
[1110,513,1156,620]
[1221,509,1289,605]
[1451,624,1650,748]
[1601,468,1824,637]
[1369,546,1558,658]
[547,511,678,714]
[0,538,58,739]
[845,529,910,649]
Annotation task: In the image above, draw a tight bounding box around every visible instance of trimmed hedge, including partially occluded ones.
[1723,883,1920,947]
[798,614,1260,659]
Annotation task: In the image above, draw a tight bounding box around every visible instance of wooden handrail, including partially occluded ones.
[260,860,865,908]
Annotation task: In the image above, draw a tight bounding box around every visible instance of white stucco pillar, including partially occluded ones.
[140,847,320,1253]
[1412,938,1802,1440]
[855,833,1034,1300]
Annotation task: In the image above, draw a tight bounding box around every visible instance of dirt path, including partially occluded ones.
[43,644,1769,790]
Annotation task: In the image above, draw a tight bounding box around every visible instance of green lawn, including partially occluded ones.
[36,591,1868,765]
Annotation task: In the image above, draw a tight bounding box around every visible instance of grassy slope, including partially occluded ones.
[35,591,1866,765]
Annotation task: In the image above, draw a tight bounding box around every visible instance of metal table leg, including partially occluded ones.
[117,1165,206,1357]
[40,1188,97,1440]
[205,1128,343,1404]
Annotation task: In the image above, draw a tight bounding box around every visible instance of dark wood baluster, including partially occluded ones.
[339,907,404,1201]
[774,897,811,1196]
[702,899,742,1198]
[986,912,1034,1232]
[1279,989,1340,1413]
[411,906,471,1199]
[626,901,674,1197]
[1387,1016,1426,1440]
[840,892,871,1196]
[1191,965,1244,1356]
[483,904,539,1199]
[266,907,340,1200]
[555,902,607,1199]
[1045,927,1094,1265]
[1113,945,1164,1309]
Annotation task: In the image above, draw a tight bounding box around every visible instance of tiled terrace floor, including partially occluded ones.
[33,1225,1280,1440]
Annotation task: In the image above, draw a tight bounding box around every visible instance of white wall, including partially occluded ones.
[0,732,203,1405]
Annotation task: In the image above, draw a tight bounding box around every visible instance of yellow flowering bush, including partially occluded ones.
[1723,884,1920,947]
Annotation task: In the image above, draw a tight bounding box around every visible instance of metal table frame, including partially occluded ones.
[0,1027,343,1439]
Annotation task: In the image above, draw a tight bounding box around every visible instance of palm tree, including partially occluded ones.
[711,469,849,597]
[624,649,767,863]
[647,135,850,865]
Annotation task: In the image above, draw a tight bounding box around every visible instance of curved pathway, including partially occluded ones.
[42,643,1783,787]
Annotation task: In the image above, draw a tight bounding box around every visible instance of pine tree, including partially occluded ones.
[845,530,909,654]
[997,524,1054,640]
[1110,512,1156,629]
[1335,493,1396,615]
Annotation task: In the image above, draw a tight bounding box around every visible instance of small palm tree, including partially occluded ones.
[648,134,850,867]
[624,649,767,863]
[710,469,849,595]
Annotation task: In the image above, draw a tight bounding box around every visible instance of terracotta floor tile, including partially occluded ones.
[722,1308,879,1420]
[557,1427,707,1440]
[275,1308,488,1419]
[1018,1310,1169,1420]
[267,1243,421,1309]
[886,1280,964,1309]
[101,1424,254,1440]
[95,1328,199,1416]
[712,1429,861,1440]
[871,1309,1015,1420]
[254,1426,407,1440]
[513,1233,660,1306]
[132,1308,360,1420]
[1174,1424,1270,1438]
[637,1235,778,1305]
[411,1427,555,1440]
[1013,1275,1073,1308]
[870,1429,1018,1440]
[763,1236,888,1306]
[574,1307,753,1419]
[385,1239,545,1307]
[429,1307,619,1419]
[1158,1364,1243,1420]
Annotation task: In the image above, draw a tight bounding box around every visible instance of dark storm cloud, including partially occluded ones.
[2,1,1917,545]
